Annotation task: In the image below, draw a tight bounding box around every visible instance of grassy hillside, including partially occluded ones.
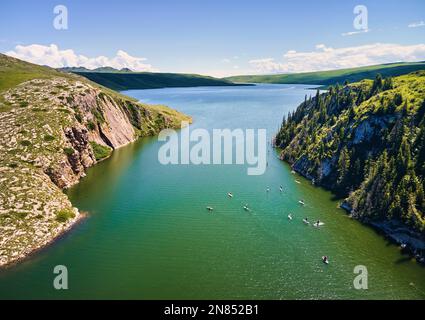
[70,71,243,91]
[0,55,68,112]
[226,62,425,86]
[275,71,425,239]
[0,54,76,92]
[0,54,153,112]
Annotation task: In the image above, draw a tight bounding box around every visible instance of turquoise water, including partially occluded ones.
[0,84,424,299]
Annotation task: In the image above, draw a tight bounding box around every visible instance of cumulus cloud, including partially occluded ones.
[408,21,425,28]
[5,44,156,71]
[249,43,425,74]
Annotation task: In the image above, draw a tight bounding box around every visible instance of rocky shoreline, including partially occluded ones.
[341,201,425,265]
[0,211,87,269]
[289,161,425,265]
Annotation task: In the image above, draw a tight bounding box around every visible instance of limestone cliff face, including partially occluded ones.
[71,89,137,149]
[42,83,139,189]
[46,124,96,189]
[0,76,191,267]
[37,79,189,190]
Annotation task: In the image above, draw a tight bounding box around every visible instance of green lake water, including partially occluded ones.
[0,84,424,299]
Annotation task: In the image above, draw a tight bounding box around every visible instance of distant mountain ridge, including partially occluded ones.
[59,66,133,73]
[59,68,246,91]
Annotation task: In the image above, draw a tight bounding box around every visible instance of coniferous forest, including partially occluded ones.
[276,71,425,236]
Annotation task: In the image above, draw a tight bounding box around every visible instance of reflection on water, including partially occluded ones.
[66,137,154,205]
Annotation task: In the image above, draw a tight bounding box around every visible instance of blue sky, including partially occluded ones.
[1,0,425,76]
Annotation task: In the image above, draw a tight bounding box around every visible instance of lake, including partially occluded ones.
[0,84,424,299]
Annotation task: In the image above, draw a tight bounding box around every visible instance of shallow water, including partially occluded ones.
[0,84,424,299]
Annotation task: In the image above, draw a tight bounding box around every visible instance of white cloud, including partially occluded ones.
[249,43,425,74]
[5,44,156,71]
[249,58,281,73]
[408,21,425,28]
[341,29,370,36]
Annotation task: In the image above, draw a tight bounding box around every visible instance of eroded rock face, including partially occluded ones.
[43,120,98,189]
[319,157,334,179]
[67,86,137,149]
[96,95,136,148]
[40,85,139,190]
[352,115,395,145]
[291,155,314,181]
[64,126,95,172]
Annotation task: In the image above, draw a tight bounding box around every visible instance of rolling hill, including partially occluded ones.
[63,70,244,91]
[225,62,425,86]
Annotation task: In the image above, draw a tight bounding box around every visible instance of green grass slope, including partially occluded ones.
[225,62,425,86]
[0,54,76,92]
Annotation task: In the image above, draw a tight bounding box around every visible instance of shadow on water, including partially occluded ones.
[330,193,346,202]
[0,138,155,277]
[66,137,154,203]
[394,256,414,265]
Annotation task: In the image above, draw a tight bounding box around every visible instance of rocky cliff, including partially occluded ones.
[0,55,191,267]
